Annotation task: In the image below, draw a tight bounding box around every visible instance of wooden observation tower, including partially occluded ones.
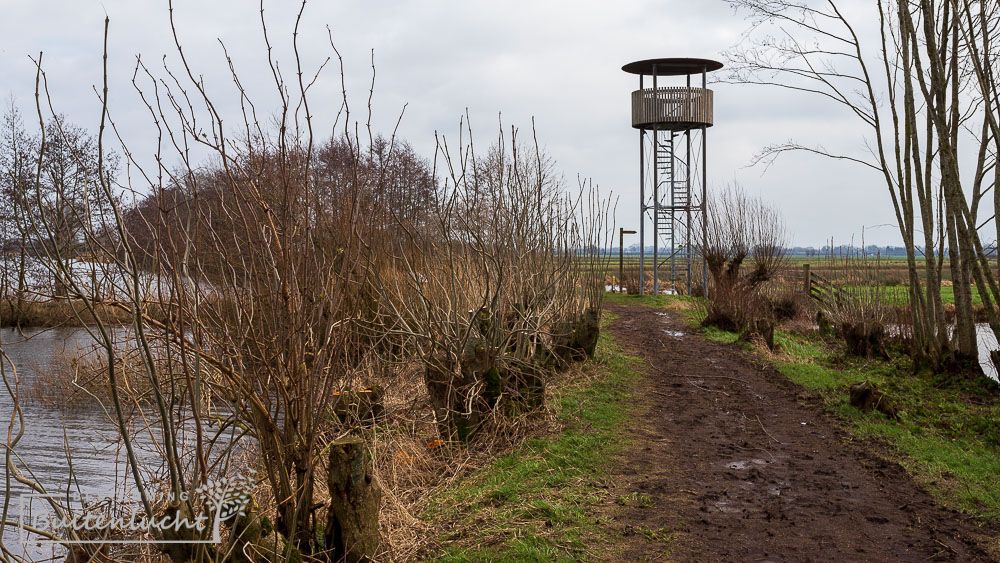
[623,57,722,296]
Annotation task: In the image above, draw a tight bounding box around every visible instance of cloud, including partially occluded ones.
[0,0,919,246]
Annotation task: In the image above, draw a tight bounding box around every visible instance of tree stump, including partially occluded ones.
[325,438,381,563]
[841,322,889,360]
[332,388,385,427]
[738,319,776,351]
[510,365,546,411]
[157,501,209,562]
[815,310,832,335]
[551,320,577,367]
[990,350,1000,375]
[552,309,602,365]
[573,308,601,359]
[849,381,899,419]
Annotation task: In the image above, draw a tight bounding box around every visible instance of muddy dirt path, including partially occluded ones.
[606,302,997,562]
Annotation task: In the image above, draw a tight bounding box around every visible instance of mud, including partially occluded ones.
[606,302,998,562]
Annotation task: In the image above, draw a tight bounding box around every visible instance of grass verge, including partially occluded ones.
[872,284,981,306]
[776,353,1000,518]
[422,312,642,561]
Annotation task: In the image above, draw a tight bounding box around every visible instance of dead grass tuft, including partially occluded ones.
[373,362,564,560]
[0,299,133,328]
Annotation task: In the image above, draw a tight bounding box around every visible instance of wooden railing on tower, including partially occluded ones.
[631,87,714,130]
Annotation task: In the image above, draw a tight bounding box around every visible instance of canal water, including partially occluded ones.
[0,327,241,557]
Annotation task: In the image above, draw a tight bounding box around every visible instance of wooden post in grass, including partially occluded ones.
[803,263,811,296]
[620,228,637,293]
[326,438,381,562]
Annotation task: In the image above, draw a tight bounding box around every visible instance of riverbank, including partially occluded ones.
[0,299,133,327]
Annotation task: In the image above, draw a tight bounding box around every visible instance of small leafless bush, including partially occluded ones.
[696,185,788,349]
[881,271,905,287]
[819,250,892,360]
[369,120,613,444]
[769,290,803,322]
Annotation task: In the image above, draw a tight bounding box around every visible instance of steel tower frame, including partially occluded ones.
[624,58,721,297]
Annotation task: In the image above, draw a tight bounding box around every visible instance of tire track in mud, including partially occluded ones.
[605,303,997,562]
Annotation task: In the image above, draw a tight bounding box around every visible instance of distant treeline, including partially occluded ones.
[610,245,998,258]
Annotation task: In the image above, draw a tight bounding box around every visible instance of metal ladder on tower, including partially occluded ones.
[654,136,691,292]
[672,148,692,291]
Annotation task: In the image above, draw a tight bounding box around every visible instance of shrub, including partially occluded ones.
[819,251,893,359]
[771,293,801,322]
[696,185,787,350]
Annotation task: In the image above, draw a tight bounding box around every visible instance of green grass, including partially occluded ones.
[603,292,691,309]
[637,293,1000,520]
[602,282,981,311]
[825,356,1000,516]
[424,312,643,561]
[784,255,916,264]
[779,341,1000,516]
[835,284,984,306]
[777,353,1000,517]
[877,284,983,306]
[615,491,654,509]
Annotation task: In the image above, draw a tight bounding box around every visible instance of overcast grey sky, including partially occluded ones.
[0,0,904,247]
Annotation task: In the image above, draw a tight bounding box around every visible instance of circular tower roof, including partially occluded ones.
[622,58,723,76]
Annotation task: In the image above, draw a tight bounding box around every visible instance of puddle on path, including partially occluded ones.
[725,459,771,471]
[712,499,742,513]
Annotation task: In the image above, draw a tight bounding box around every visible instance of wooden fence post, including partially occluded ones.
[803,263,811,295]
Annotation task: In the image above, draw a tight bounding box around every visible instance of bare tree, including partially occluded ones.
[697,184,788,347]
[723,0,1000,373]
[0,105,35,324]
[368,119,613,443]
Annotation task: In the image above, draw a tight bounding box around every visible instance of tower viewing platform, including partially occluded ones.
[623,58,721,131]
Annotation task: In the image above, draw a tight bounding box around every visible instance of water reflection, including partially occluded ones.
[0,327,241,557]
[0,328,136,495]
[977,324,999,381]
